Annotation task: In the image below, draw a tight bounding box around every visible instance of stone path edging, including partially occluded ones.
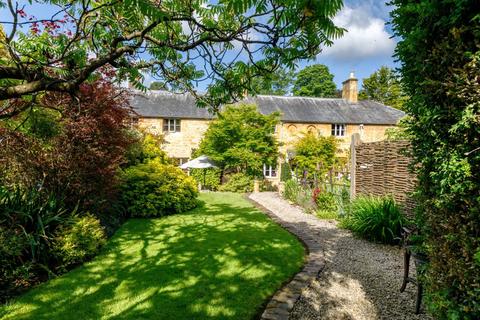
[248,193,325,320]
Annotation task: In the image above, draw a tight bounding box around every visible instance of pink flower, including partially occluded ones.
[17,9,27,18]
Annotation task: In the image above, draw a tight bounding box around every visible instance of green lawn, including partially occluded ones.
[0,192,305,320]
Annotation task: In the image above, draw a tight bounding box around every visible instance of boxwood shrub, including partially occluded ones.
[53,213,106,268]
[218,173,253,193]
[120,160,198,217]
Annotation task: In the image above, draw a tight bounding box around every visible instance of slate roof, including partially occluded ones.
[131,90,405,125]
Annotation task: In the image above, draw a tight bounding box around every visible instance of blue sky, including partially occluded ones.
[1,0,398,90]
[305,0,398,88]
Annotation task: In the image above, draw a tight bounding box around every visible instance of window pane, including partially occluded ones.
[175,119,181,132]
[263,164,277,178]
[163,119,169,132]
[331,124,345,137]
[271,166,277,177]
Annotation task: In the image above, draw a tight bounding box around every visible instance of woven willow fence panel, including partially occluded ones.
[352,139,416,218]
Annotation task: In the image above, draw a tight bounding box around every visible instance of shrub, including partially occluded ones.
[120,160,198,217]
[0,187,69,299]
[313,190,337,212]
[125,132,169,166]
[313,190,338,219]
[315,210,338,220]
[0,227,29,291]
[190,168,221,190]
[283,179,315,212]
[283,179,302,203]
[280,163,292,182]
[260,179,278,192]
[52,214,106,268]
[0,187,68,266]
[292,132,337,180]
[0,228,27,263]
[295,188,316,212]
[341,196,405,245]
[335,185,351,217]
[218,173,253,193]
[196,104,280,177]
[0,80,135,213]
[391,1,480,317]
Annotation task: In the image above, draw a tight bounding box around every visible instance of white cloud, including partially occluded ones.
[321,6,396,61]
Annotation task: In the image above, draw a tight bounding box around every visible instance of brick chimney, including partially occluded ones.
[342,72,358,103]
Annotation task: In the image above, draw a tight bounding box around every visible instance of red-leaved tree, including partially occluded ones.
[0,80,135,211]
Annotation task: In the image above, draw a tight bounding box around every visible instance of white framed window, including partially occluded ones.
[331,124,345,137]
[163,119,181,132]
[263,164,277,178]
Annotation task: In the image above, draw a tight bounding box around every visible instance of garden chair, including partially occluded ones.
[400,226,428,314]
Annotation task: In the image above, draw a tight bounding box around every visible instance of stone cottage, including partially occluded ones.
[130,74,405,183]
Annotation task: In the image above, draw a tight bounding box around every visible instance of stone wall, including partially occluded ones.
[137,118,210,158]
[138,117,395,186]
[277,123,394,155]
[267,123,393,184]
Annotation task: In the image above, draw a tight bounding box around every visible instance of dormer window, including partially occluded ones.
[331,124,345,137]
[163,119,181,132]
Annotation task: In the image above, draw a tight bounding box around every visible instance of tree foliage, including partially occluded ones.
[0,80,135,210]
[125,132,169,167]
[391,1,480,318]
[0,81,136,297]
[292,64,337,97]
[0,0,344,114]
[358,66,407,110]
[292,133,337,180]
[149,81,167,90]
[197,104,280,177]
[250,67,295,96]
[120,160,198,217]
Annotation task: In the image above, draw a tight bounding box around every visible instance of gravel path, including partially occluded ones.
[249,192,432,320]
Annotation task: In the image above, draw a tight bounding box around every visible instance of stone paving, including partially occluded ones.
[249,192,430,320]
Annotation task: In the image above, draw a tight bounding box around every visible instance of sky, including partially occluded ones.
[305,0,398,88]
[1,0,398,90]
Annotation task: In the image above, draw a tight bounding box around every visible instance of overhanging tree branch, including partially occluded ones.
[0,0,345,105]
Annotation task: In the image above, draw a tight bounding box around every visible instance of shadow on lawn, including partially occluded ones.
[0,194,304,320]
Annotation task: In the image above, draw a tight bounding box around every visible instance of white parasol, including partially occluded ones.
[180,155,218,188]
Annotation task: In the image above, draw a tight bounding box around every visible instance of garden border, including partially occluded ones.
[247,194,325,320]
